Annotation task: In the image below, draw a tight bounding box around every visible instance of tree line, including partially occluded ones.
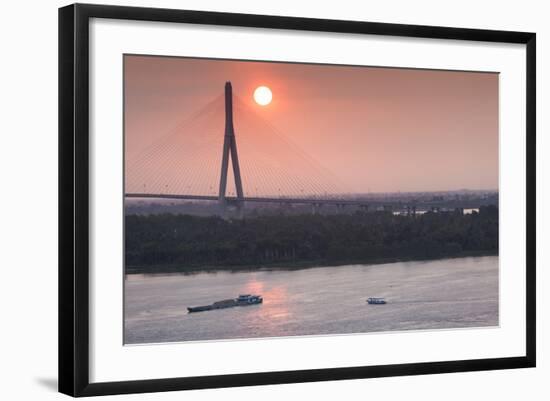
[125,206,498,273]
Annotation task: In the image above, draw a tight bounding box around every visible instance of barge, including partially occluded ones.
[187,294,263,313]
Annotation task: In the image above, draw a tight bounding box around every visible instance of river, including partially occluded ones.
[124,256,498,344]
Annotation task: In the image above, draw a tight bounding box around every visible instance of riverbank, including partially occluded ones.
[125,249,498,275]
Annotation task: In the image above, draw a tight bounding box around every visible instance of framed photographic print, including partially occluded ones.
[58,3,536,397]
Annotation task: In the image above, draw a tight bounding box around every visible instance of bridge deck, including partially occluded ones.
[124,193,444,208]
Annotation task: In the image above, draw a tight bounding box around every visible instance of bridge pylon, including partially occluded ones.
[218,81,244,213]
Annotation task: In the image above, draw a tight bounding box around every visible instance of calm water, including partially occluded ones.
[124,256,498,344]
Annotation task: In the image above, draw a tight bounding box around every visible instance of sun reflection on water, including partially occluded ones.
[242,275,291,331]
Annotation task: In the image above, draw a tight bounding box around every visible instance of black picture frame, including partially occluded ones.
[59,3,536,397]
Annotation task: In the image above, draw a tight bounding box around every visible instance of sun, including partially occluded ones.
[253,86,272,106]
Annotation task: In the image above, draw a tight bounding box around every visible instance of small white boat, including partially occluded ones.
[367,297,386,305]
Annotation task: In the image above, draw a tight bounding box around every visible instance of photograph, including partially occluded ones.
[123,55,500,345]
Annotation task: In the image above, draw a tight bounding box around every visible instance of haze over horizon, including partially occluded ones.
[125,55,499,195]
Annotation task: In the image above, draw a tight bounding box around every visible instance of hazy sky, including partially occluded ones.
[125,55,498,195]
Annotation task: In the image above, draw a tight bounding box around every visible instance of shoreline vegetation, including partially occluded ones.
[125,206,498,275]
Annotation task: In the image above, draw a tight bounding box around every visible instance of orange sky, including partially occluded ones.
[124,55,498,195]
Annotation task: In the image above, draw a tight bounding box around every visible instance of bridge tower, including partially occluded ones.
[218,82,244,211]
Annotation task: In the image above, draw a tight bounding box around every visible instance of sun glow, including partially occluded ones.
[254,86,272,106]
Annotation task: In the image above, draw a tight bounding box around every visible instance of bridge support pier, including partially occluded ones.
[335,203,347,214]
[311,203,323,215]
[219,199,227,216]
[235,202,244,218]
[219,199,244,218]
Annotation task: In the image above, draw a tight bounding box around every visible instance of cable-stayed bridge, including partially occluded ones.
[125,81,422,213]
